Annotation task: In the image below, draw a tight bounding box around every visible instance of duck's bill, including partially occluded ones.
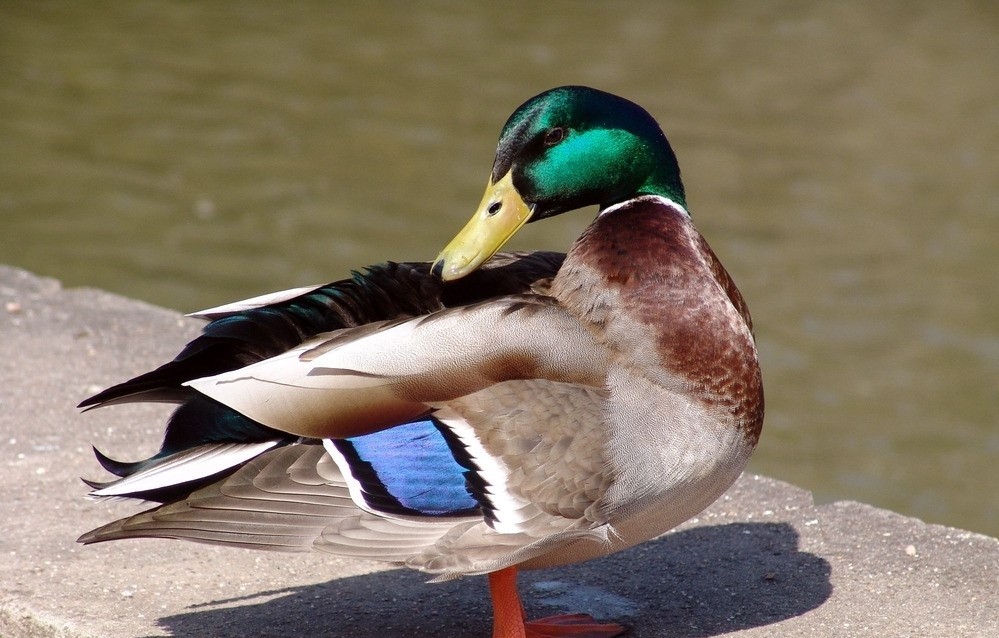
[432,171,533,281]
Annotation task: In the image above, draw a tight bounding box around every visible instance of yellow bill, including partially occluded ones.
[432,171,532,281]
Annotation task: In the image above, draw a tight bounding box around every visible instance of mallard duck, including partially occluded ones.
[79,86,764,638]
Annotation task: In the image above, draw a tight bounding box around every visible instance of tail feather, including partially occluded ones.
[93,445,144,478]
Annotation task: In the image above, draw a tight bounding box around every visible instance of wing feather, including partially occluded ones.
[185,296,607,440]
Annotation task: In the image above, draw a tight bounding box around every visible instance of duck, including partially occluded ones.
[78,85,764,638]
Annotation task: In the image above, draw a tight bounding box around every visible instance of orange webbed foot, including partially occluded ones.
[489,567,628,638]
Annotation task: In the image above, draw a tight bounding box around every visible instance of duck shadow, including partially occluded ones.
[154,522,831,637]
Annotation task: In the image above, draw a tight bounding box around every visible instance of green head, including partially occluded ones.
[494,85,685,218]
[433,86,686,280]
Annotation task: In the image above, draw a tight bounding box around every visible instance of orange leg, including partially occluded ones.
[488,567,628,638]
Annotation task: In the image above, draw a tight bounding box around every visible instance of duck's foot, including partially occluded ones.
[488,567,628,638]
[524,613,627,637]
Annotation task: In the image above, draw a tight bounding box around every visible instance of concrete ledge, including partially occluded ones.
[2,264,996,637]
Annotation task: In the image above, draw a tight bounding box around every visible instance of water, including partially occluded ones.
[2,1,997,536]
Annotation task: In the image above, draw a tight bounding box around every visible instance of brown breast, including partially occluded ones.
[550,197,764,445]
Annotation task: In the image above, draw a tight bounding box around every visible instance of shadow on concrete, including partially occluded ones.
[152,522,831,637]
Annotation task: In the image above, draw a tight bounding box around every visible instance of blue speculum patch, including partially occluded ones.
[338,419,479,517]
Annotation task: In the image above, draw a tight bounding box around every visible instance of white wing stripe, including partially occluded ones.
[434,412,533,534]
[322,439,376,516]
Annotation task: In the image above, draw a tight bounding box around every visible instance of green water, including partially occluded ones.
[2,1,997,537]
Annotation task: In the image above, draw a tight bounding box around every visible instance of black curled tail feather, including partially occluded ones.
[86,394,296,500]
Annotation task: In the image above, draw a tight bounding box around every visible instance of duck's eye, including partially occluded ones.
[543,127,566,147]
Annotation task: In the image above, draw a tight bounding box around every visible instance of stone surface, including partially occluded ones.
[1,264,996,637]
